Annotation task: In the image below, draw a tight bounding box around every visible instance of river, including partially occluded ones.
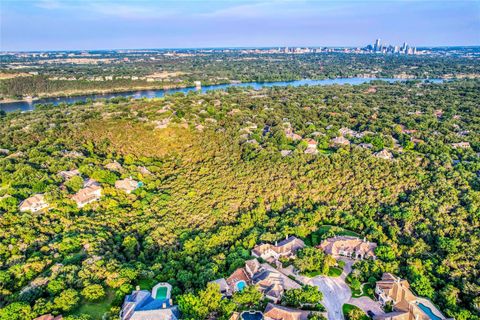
[0,78,443,113]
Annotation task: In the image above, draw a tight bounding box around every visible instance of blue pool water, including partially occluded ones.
[418,303,442,320]
[236,280,247,291]
[241,311,263,320]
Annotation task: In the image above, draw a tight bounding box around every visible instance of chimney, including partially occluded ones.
[275,241,278,246]
[286,234,288,240]
[169,298,173,306]
[162,302,166,309]
[135,286,140,291]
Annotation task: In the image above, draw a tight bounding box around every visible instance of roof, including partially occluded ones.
[19,194,48,212]
[226,268,250,286]
[318,236,377,258]
[122,289,178,320]
[210,278,229,292]
[34,315,63,320]
[72,185,102,204]
[331,136,350,145]
[263,303,310,320]
[105,161,123,171]
[277,236,304,248]
[375,149,394,159]
[376,273,417,312]
[115,178,139,192]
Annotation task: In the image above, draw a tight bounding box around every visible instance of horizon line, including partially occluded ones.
[2,45,480,53]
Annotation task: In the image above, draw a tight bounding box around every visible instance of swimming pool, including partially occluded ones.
[418,303,442,320]
[236,280,247,291]
[155,286,168,300]
[241,311,263,320]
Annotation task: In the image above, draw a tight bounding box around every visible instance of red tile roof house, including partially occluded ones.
[263,303,311,320]
[303,139,318,155]
[34,315,62,320]
[251,236,306,261]
[330,136,350,146]
[318,236,377,260]
[72,184,102,208]
[19,194,49,213]
[115,178,141,194]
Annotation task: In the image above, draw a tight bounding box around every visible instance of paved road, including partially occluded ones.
[310,275,352,320]
[349,296,385,316]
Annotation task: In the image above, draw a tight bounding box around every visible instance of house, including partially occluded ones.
[72,183,102,208]
[451,142,471,149]
[34,314,62,320]
[226,267,250,293]
[374,273,452,320]
[34,315,62,320]
[330,136,350,146]
[318,236,377,260]
[19,194,49,213]
[212,258,299,302]
[209,278,230,296]
[263,303,311,320]
[58,169,80,180]
[374,149,394,160]
[121,283,179,320]
[358,143,373,149]
[115,178,142,194]
[251,270,287,303]
[105,161,123,172]
[303,139,318,154]
[284,123,302,141]
[339,127,357,137]
[280,150,293,157]
[251,236,306,261]
[138,166,152,175]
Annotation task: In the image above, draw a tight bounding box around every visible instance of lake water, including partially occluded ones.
[0,77,443,113]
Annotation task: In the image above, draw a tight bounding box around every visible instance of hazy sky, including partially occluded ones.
[1,0,479,51]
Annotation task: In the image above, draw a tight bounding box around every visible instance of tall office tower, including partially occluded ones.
[374,39,381,51]
[402,42,408,53]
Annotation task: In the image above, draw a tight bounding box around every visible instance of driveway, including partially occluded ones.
[309,275,351,320]
[349,296,385,317]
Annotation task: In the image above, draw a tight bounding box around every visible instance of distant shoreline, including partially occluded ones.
[0,75,447,104]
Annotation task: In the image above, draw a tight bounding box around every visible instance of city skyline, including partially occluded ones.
[1,0,479,51]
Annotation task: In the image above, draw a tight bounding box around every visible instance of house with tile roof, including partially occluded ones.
[318,236,377,260]
[251,236,305,262]
[374,273,452,320]
[330,136,350,146]
[72,183,102,208]
[263,303,311,320]
[374,149,394,160]
[211,258,299,302]
[34,315,62,320]
[105,161,123,172]
[19,194,49,213]
[58,169,80,180]
[115,177,142,194]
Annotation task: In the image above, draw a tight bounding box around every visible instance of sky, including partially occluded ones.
[1,0,479,51]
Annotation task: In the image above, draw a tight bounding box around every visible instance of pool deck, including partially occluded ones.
[151,282,172,302]
[416,298,449,320]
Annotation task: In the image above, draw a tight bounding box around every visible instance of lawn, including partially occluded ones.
[327,266,343,277]
[72,289,115,319]
[342,304,370,320]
